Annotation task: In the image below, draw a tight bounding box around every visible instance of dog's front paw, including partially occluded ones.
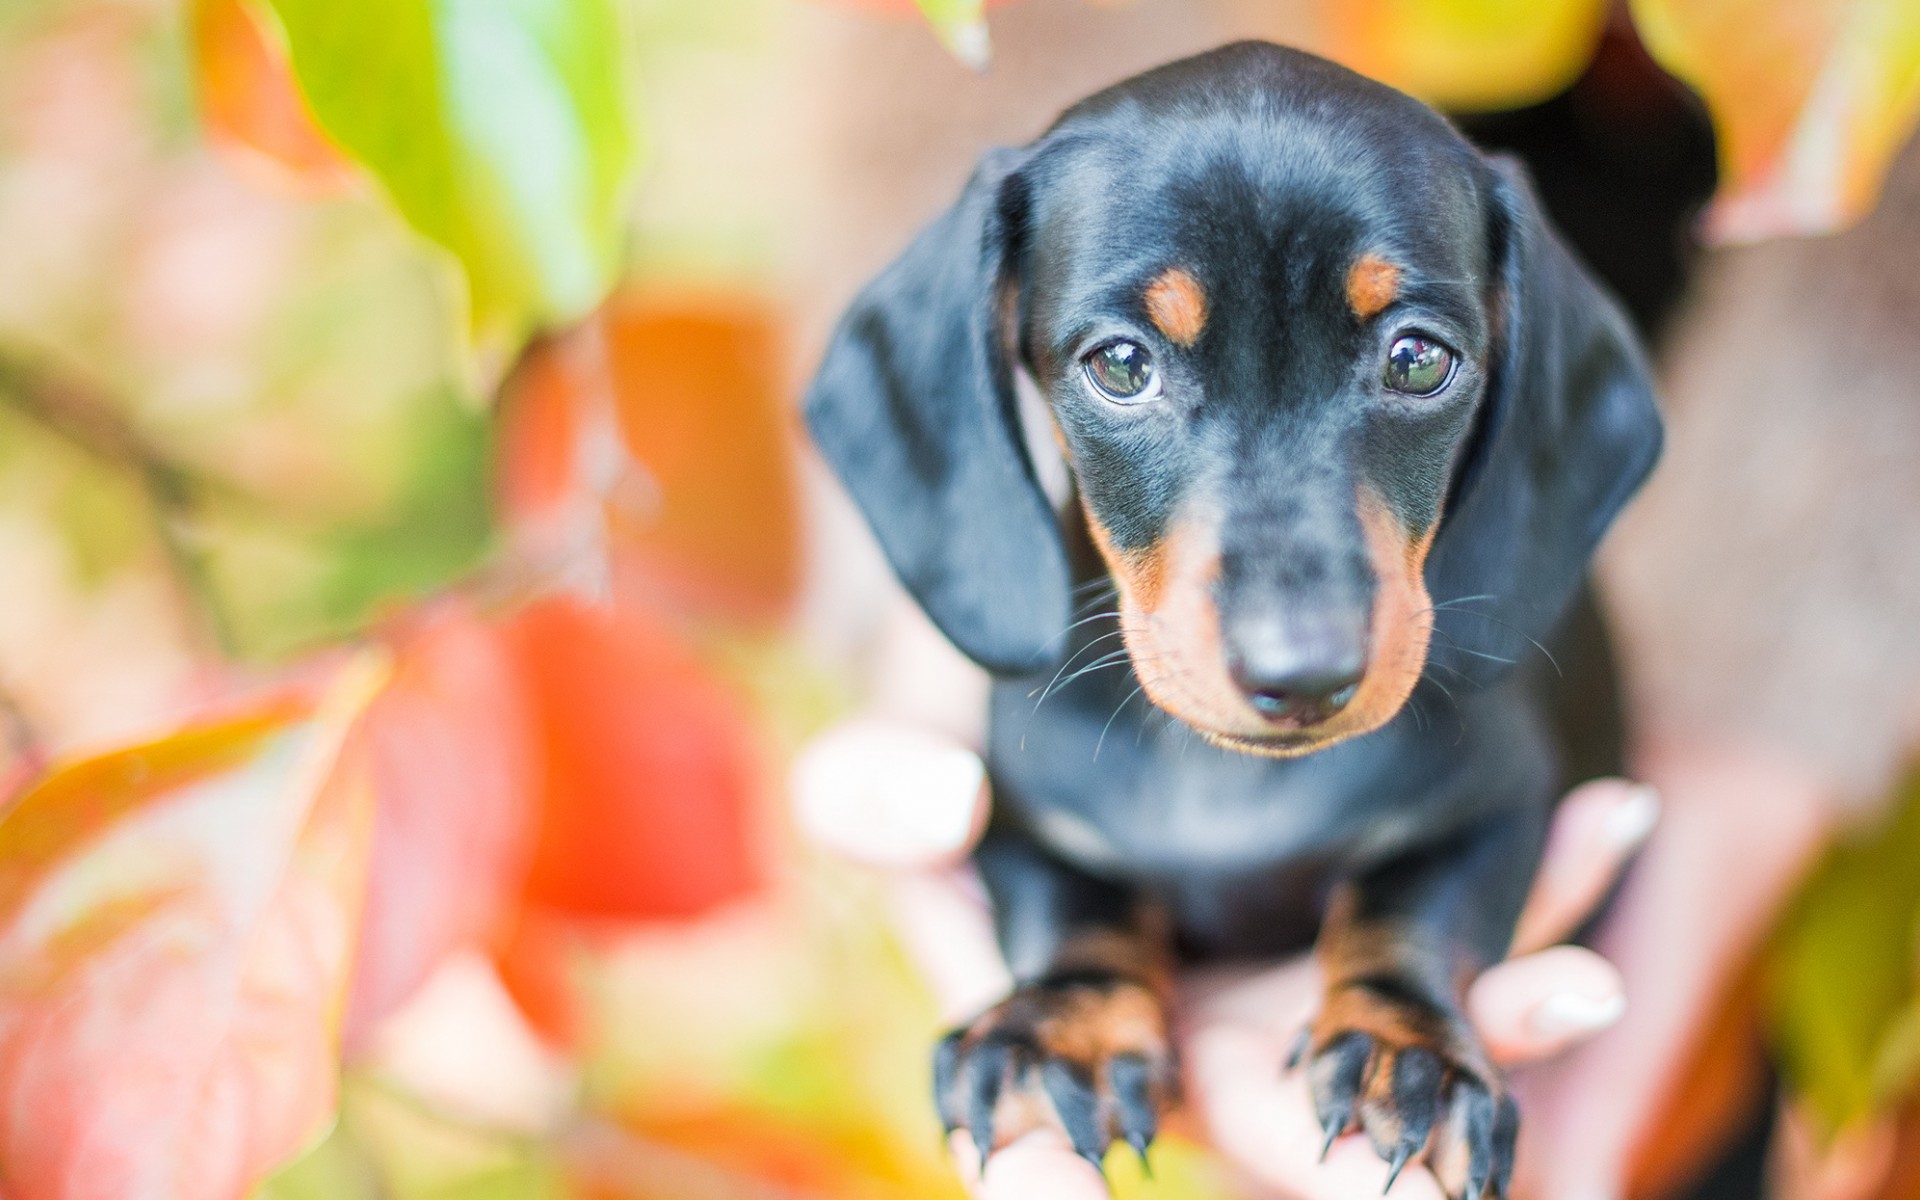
[1300,984,1517,1199]
[934,970,1175,1172]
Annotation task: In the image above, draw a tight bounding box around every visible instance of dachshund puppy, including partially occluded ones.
[807,42,1660,1198]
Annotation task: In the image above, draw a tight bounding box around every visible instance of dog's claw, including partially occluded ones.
[1308,1031,1367,1161]
[1110,1051,1159,1157]
[1304,1023,1515,1199]
[1043,1060,1107,1168]
[1127,1132,1154,1178]
[1384,1144,1413,1193]
[1380,1047,1442,1163]
[1321,1119,1343,1163]
[1454,1078,1496,1199]
[933,1029,964,1137]
[932,974,1171,1176]
[964,1035,1010,1170]
[1490,1094,1518,1199]
[1285,1026,1311,1071]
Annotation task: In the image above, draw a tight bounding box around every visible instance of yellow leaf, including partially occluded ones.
[1633,0,1920,239]
[1316,0,1610,111]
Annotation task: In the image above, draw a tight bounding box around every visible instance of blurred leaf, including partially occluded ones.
[255,1119,382,1200]
[190,0,355,193]
[1767,766,1920,1138]
[253,0,639,340]
[1632,0,1920,239]
[343,603,537,1050]
[491,901,589,1049]
[501,597,763,922]
[489,597,764,1042]
[299,1075,566,1200]
[199,388,495,663]
[1316,0,1609,111]
[911,0,989,70]
[316,392,496,635]
[498,299,802,624]
[0,657,386,1200]
[605,300,801,623]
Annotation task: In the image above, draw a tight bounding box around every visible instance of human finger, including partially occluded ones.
[1511,779,1660,956]
[791,717,989,869]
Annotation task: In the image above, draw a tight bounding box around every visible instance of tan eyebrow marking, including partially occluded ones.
[1346,253,1403,320]
[1144,268,1208,347]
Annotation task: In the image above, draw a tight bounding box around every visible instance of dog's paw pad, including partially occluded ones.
[934,972,1174,1172]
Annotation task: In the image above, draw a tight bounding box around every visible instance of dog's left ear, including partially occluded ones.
[1423,156,1663,685]
[805,148,1071,676]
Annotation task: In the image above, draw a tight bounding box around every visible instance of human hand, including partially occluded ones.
[794,719,1663,1199]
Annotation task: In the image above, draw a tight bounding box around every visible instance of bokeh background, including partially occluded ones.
[0,0,1918,1197]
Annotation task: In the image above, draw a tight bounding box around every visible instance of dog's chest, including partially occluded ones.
[984,672,1555,950]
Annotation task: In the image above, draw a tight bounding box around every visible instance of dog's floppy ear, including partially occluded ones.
[1423,156,1663,686]
[805,149,1069,675]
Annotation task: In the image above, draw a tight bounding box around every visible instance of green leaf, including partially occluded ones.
[254,0,638,341]
[1766,766,1920,1136]
[912,0,989,69]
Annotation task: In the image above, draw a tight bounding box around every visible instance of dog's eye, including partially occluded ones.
[1383,336,1455,396]
[1084,340,1158,403]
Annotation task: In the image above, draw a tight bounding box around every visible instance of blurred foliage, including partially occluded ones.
[1767,765,1920,1138]
[1319,0,1609,111]
[252,0,639,346]
[1632,0,1920,240]
[0,658,384,1198]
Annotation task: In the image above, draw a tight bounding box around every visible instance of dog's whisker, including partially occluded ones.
[1094,683,1147,763]
[1431,607,1561,677]
[1419,593,1499,615]
[1043,649,1132,699]
[1031,631,1127,706]
[1037,606,1122,656]
[1425,627,1514,669]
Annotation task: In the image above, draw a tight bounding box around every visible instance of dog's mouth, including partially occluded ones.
[1084,493,1436,757]
[1195,725,1337,758]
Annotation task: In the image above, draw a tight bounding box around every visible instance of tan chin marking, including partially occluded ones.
[1081,488,1437,753]
[1144,268,1208,348]
[1347,253,1403,320]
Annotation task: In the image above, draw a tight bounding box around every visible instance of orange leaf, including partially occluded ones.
[502,597,764,922]
[1632,0,1920,239]
[189,0,354,194]
[0,658,384,1200]
[603,299,802,623]
[491,900,588,1047]
[495,299,804,624]
[341,605,537,1050]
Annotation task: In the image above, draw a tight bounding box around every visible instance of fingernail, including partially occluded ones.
[1603,784,1660,852]
[792,723,986,864]
[1528,990,1626,1039]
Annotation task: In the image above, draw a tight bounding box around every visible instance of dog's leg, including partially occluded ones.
[1303,808,1547,1199]
[934,828,1176,1173]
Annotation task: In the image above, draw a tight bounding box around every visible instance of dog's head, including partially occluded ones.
[807,42,1660,757]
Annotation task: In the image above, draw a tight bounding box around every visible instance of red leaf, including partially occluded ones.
[0,659,383,1200]
[501,597,764,922]
[341,605,537,1050]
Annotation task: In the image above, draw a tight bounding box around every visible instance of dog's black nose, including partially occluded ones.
[1227,638,1365,725]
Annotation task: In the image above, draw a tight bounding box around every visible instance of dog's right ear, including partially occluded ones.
[805,149,1070,675]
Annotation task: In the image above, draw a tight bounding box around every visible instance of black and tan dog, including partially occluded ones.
[807,42,1661,1197]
